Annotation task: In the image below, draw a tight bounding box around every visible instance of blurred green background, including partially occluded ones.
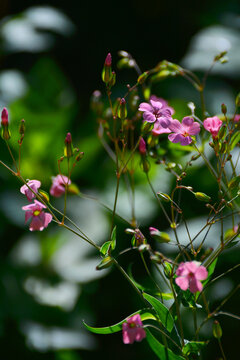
[0,0,240,359]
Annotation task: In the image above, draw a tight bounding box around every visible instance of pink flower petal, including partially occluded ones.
[175,276,189,290]
[180,136,192,146]
[168,119,183,133]
[143,111,156,123]
[185,261,198,273]
[195,266,208,280]
[168,133,182,143]
[135,328,146,342]
[138,103,152,112]
[188,122,201,135]
[182,116,194,126]
[189,278,202,293]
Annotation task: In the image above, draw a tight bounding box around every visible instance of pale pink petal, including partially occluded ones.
[176,262,188,276]
[152,122,171,135]
[129,314,142,326]
[143,111,156,123]
[22,203,36,211]
[195,266,208,280]
[175,276,189,290]
[43,213,53,228]
[138,103,152,112]
[168,119,183,133]
[185,261,198,273]
[150,99,163,110]
[34,200,46,210]
[188,122,201,135]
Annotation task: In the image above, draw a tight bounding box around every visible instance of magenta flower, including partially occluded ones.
[150,95,175,115]
[20,180,41,201]
[168,117,200,146]
[50,175,71,197]
[22,200,52,231]
[175,261,208,293]
[139,137,146,155]
[1,107,9,126]
[138,98,172,128]
[122,314,146,344]
[203,116,222,138]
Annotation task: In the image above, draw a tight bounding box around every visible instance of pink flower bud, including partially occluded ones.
[234,114,240,122]
[104,53,112,67]
[65,132,72,144]
[1,107,8,126]
[139,137,146,155]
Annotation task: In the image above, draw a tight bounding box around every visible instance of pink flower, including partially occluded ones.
[175,261,208,293]
[122,314,146,344]
[20,180,41,201]
[138,98,172,128]
[50,175,71,197]
[233,114,240,122]
[139,137,146,155]
[150,95,175,115]
[168,117,200,146]
[22,200,52,231]
[203,116,222,138]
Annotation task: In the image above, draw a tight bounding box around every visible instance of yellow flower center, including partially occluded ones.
[33,210,41,216]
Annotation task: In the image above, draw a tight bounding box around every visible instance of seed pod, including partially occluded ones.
[213,320,222,339]
[64,132,73,158]
[118,98,127,120]
[194,192,211,202]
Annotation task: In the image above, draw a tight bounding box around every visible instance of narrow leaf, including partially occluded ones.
[183,341,207,355]
[143,292,174,333]
[146,329,184,360]
[100,241,112,256]
[83,309,157,334]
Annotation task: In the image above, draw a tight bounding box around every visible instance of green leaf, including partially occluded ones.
[100,241,112,256]
[203,258,217,286]
[83,309,157,334]
[128,266,173,300]
[181,290,202,309]
[96,256,114,270]
[143,292,174,333]
[182,341,207,355]
[146,329,184,360]
[111,226,117,250]
[230,131,240,151]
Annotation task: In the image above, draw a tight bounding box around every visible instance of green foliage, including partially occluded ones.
[146,329,184,360]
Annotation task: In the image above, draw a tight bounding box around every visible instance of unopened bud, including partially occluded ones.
[235,92,240,107]
[194,192,211,202]
[149,227,170,243]
[1,108,8,126]
[118,98,127,120]
[213,320,222,339]
[96,256,114,270]
[218,125,226,140]
[75,152,84,161]
[19,119,25,135]
[221,103,227,115]
[139,137,146,155]
[102,53,113,84]
[39,190,49,203]
[1,107,11,140]
[64,132,73,158]
[163,261,173,279]
[105,53,112,66]
[228,175,240,189]
[157,192,171,202]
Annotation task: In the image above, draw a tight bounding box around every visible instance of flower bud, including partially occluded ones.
[1,107,11,140]
[19,119,25,135]
[157,192,171,202]
[235,92,240,107]
[194,192,211,202]
[163,261,173,279]
[102,53,113,84]
[1,108,8,126]
[39,190,50,203]
[213,320,222,339]
[134,229,146,247]
[108,71,116,88]
[139,137,146,155]
[117,98,127,120]
[221,103,227,115]
[149,227,170,243]
[64,132,73,158]
[228,175,240,190]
